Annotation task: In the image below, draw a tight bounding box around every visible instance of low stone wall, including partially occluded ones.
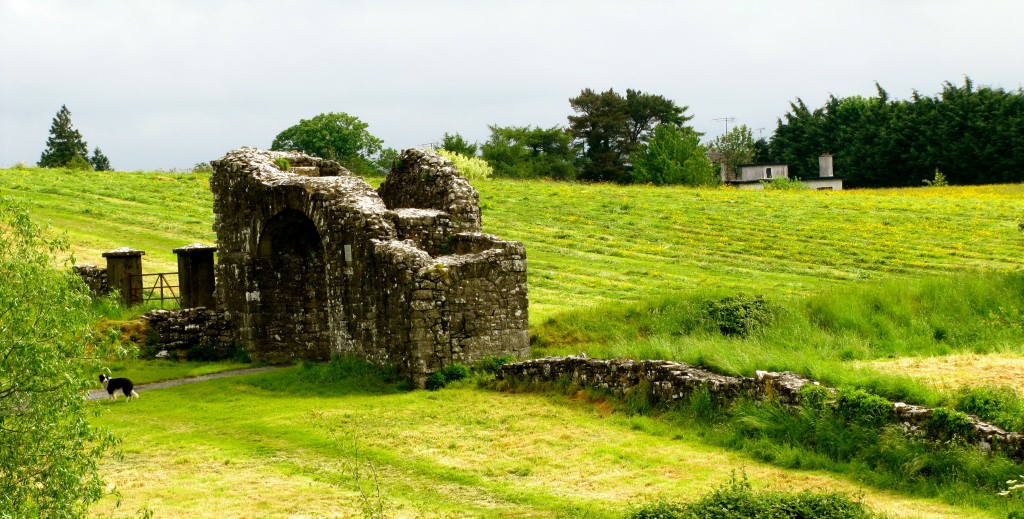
[141,308,234,358]
[73,264,108,296]
[497,356,1024,460]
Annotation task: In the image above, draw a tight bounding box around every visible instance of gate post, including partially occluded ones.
[174,243,217,309]
[102,247,145,306]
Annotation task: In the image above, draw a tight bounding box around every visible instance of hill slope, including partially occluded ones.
[2,167,1022,319]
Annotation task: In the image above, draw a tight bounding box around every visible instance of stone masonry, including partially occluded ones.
[498,356,1024,460]
[210,147,529,386]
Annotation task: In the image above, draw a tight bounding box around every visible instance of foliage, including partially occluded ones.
[89,147,112,171]
[835,388,893,427]
[439,132,478,157]
[922,169,949,187]
[471,355,516,375]
[707,124,755,179]
[954,385,1024,432]
[38,104,90,168]
[480,124,579,180]
[270,112,388,175]
[925,406,975,442]
[66,153,94,170]
[628,472,881,519]
[703,295,774,337]
[273,157,291,171]
[435,148,492,181]
[0,198,116,516]
[630,124,718,186]
[425,363,471,391]
[568,88,692,183]
[762,177,808,190]
[771,78,1024,187]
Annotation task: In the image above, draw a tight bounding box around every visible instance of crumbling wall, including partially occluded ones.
[378,149,482,234]
[498,356,1024,460]
[142,308,234,358]
[209,147,528,385]
[73,264,108,296]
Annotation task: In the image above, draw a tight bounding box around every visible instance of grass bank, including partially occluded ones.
[90,362,991,518]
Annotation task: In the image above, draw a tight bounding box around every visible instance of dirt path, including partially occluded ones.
[87,366,283,401]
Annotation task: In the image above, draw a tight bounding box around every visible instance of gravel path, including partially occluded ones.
[87,366,283,401]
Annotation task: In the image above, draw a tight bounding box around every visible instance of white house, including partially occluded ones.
[720,154,843,190]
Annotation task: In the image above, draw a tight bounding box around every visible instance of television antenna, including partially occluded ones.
[713,117,735,135]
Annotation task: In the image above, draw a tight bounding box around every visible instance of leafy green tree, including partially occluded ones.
[568,88,690,183]
[271,112,387,175]
[0,198,116,516]
[90,147,112,171]
[439,132,478,157]
[707,124,756,179]
[481,125,579,180]
[38,105,89,168]
[630,124,717,186]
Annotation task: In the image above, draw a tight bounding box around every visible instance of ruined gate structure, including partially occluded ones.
[209,147,529,386]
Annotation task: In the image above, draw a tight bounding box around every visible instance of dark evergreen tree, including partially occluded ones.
[89,147,112,171]
[568,88,691,183]
[38,105,89,168]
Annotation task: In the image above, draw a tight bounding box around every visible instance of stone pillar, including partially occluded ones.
[103,247,145,305]
[174,243,217,309]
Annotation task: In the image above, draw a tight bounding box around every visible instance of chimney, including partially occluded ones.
[818,153,834,178]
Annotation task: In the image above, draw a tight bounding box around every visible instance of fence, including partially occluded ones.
[131,272,180,306]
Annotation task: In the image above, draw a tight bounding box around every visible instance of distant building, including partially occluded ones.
[719,153,843,190]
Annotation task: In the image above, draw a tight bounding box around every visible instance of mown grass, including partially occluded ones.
[5,166,1023,515]
[2,167,1022,321]
[89,363,992,518]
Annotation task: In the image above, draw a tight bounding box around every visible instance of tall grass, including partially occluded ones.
[533,272,1024,406]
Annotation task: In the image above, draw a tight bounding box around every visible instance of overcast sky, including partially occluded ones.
[1,0,1021,171]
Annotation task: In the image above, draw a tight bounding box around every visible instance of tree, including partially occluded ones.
[630,124,717,186]
[480,125,579,180]
[707,124,756,179]
[568,88,691,183]
[439,132,478,157]
[90,147,112,171]
[0,198,116,516]
[271,112,387,175]
[38,105,89,168]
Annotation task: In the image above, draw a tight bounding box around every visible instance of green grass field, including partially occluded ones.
[3,166,1024,517]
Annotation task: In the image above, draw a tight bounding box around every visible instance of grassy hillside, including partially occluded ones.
[2,166,1022,320]
[4,166,1024,516]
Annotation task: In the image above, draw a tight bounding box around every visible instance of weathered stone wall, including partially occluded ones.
[141,308,233,356]
[210,147,528,386]
[498,356,1024,460]
[378,149,482,234]
[73,264,108,296]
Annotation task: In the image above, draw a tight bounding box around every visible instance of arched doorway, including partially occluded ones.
[255,209,329,360]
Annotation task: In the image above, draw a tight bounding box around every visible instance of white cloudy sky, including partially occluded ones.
[1,0,1021,171]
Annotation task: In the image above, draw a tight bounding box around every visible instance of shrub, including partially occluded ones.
[836,388,893,427]
[472,355,515,375]
[435,148,492,181]
[425,371,447,391]
[762,177,808,190]
[926,407,975,442]
[954,385,1024,432]
[703,295,774,337]
[628,472,880,518]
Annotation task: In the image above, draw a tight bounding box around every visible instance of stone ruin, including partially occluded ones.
[209,147,529,386]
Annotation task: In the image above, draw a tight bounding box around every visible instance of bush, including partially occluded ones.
[425,363,471,391]
[954,385,1024,432]
[435,149,492,181]
[836,388,893,427]
[703,295,774,337]
[472,355,516,375]
[628,472,880,518]
[425,371,447,391]
[926,407,975,442]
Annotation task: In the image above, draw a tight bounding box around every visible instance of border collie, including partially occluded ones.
[99,374,140,401]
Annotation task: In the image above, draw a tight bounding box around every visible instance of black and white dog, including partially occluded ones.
[99,374,140,401]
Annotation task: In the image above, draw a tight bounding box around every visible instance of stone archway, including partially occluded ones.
[255,208,330,361]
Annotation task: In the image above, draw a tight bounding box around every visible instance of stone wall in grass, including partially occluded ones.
[141,308,234,359]
[497,355,1024,460]
[73,264,108,296]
